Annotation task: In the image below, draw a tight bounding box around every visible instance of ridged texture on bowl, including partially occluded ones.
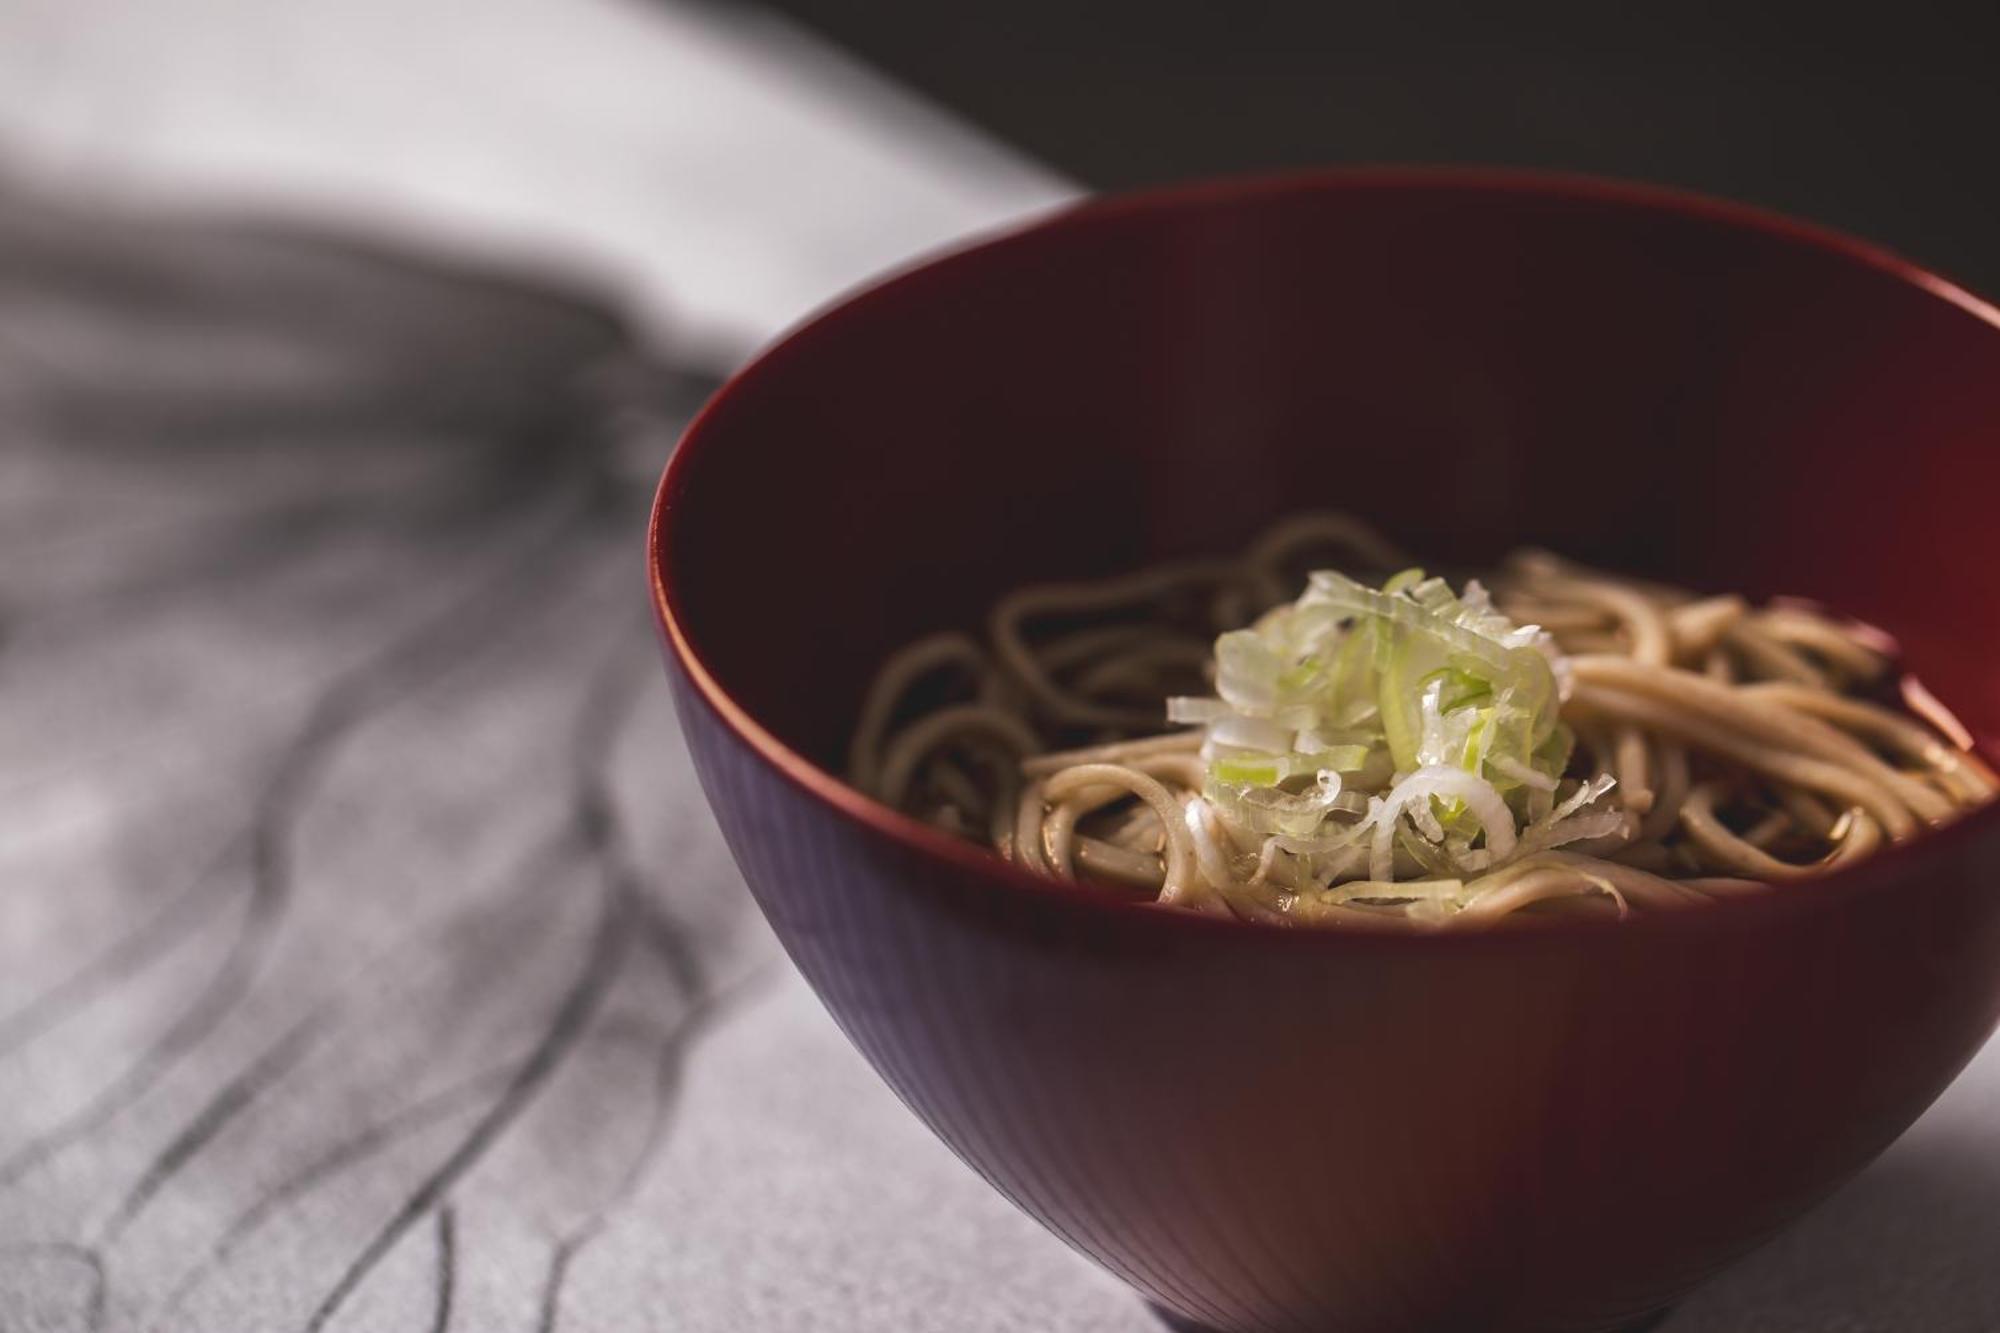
[654,171,2000,1332]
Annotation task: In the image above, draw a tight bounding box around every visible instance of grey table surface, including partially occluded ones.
[0,2,1995,1330]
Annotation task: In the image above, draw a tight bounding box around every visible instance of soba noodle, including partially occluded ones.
[847,515,1994,928]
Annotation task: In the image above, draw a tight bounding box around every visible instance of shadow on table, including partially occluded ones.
[0,178,731,447]
[0,177,762,1332]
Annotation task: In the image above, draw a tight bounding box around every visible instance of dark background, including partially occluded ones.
[759,2,2000,295]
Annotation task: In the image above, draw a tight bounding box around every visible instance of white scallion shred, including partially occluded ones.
[1184,797,1238,890]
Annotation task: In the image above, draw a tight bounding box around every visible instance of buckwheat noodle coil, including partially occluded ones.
[847,514,1995,929]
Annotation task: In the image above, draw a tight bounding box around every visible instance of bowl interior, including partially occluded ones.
[661,173,2000,776]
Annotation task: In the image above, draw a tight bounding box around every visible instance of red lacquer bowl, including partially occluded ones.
[648,170,2000,1333]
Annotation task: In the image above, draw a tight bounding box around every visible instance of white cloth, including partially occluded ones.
[0,0,1073,357]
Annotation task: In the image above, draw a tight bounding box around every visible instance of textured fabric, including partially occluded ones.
[0,195,1149,1332]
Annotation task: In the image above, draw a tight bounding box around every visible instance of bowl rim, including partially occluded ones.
[649,164,2000,947]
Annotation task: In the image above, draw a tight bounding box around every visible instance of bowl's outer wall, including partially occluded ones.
[654,175,2000,1332]
[668,655,2000,1332]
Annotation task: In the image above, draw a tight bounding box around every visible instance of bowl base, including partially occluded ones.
[1146,1302,1678,1332]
